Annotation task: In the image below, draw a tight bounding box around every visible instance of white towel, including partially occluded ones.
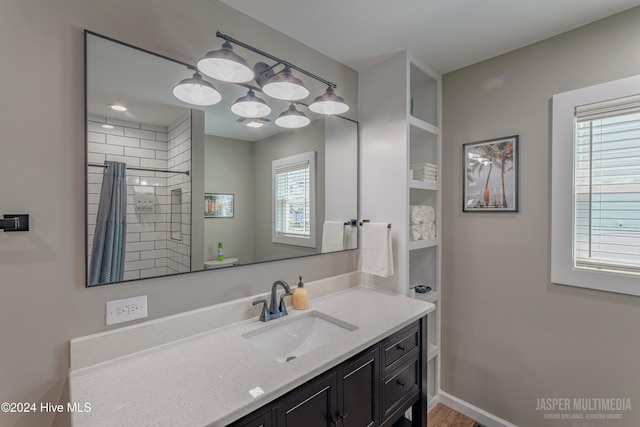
[410,224,422,241]
[424,206,435,223]
[361,223,394,277]
[421,222,436,239]
[410,205,427,225]
[321,221,345,253]
[344,226,357,250]
[413,171,438,178]
[411,163,438,170]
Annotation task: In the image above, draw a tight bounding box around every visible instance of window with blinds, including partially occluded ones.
[272,151,316,248]
[574,94,640,275]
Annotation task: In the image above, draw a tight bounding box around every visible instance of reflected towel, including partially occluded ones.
[321,221,345,253]
[361,223,394,277]
[344,226,357,250]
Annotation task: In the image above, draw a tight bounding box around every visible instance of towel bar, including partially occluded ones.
[359,220,391,228]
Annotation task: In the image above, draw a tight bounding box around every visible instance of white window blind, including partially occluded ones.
[274,160,310,238]
[574,94,640,275]
[271,151,316,248]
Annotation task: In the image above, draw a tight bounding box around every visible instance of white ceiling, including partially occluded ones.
[220,0,640,73]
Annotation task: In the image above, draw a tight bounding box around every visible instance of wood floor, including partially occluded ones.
[427,403,479,427]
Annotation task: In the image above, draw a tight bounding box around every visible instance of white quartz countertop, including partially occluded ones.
[69,286,434,427]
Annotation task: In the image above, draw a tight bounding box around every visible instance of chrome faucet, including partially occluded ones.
[252,280,293,322]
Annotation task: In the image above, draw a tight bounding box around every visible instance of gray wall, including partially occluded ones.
[204,134,255,264]
[253,119,326,261]
[0,2,357,427]
[442,7,640,426]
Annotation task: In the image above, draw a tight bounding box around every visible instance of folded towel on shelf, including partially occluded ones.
[410,205,428,225]
[413,175,438,182]
[361,223,394,278]
[421,221,436,240]
[424,205,435,223]
[410,224,422,241]
[413,172,437,177]
[321,221,345,253]
[410,162,438,170]
[412,169,438,175]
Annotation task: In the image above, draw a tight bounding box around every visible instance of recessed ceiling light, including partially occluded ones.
[246,120,264,128]
[101,124,115,129]
[108,104,127,112]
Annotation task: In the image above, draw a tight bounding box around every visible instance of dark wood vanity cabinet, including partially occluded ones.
[230,317,427,427]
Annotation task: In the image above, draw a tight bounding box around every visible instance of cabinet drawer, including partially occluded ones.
[381,357,419,420]
[381,323,419,372]
[229,408,272,427]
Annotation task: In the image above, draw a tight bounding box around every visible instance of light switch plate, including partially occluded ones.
[106,295,148,325]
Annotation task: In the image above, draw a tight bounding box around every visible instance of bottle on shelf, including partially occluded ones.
[217,242,223,261]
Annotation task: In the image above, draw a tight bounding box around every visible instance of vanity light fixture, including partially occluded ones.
[275,104,310,129]
[197,41,254,83]
[173,31,350,129]
[309,86,349,115]
[262,67,309,101]
[108,104,127,112]
[172,71,222,106]
[231,89,271,118]
[101,124,115,130]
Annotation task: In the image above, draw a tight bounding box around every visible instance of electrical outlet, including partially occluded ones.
[106,295,147,325]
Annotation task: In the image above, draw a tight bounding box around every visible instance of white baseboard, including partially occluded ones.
[438,391,518,427]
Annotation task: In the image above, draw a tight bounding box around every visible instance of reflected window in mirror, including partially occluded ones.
[272,151,316,248]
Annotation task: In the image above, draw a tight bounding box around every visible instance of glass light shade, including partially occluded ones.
[197,41,254,83]
[309,87,349,115]
[275,104,310,129]
[263,67,310,101]
[231,89,272,118]
[172,73,221,106]
[108,104,127,112]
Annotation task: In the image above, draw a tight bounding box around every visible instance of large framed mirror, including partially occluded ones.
[85,31,358,286]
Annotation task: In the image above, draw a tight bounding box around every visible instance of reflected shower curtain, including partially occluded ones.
[89,161,127,285]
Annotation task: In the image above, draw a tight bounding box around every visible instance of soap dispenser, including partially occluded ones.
[217,242,224,261]
[292,276,309,310]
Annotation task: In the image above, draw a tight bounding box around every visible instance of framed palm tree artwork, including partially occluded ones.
[463,135,519,212]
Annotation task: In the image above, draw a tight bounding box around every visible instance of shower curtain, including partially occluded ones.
[89,161,127,285]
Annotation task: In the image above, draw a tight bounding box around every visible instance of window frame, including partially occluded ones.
[551,74,640,296]
[271,151,317,248]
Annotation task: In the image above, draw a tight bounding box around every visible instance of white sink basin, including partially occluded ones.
[243,311,358,363]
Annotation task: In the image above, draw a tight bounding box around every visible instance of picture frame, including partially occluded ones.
[463,135,519,212]
[204,193,234,218]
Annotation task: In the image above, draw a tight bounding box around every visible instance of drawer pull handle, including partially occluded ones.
[396,343,406,352]
[396,379,406,389]
[331,411,347,424]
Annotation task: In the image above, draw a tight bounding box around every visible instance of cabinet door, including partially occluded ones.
[337,348,380,427]
[276,374,337,427]
[233,409,272,427]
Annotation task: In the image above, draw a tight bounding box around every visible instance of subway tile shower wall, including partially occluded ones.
[87,114,192,283]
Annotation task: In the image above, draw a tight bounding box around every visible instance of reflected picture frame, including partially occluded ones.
[463,135,519,212]
[205,193,234,218]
